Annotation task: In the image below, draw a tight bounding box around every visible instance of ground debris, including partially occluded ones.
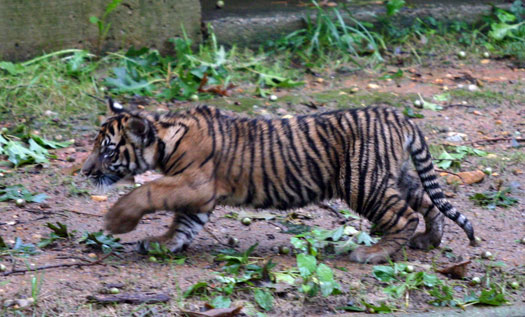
[180,306,243,317]
[436,259,471,279]
[86,292,170,305]
[446,170,485,185]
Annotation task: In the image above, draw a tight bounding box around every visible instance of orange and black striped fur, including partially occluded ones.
[82,100,477,263]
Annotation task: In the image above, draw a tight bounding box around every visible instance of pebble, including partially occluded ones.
[468,84,478,91]
[445,132,468,142]
[367,83,380,89]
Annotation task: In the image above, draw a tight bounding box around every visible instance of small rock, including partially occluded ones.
[445,132,468,143]
[315,77,324,83]
[88,253,97,259]
[467,84,478,91]
[227,236,239,247]
[44,110,57,117]
[15,298,34,309]
[446,170,485,185]
[0,263,7,272]
[367,83,380,89]
[3,299,15,308]
[269,95,278,101]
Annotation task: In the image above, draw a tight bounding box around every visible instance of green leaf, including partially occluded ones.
[273,272,297,285]
[383,283,406,298]
[373,265,397,283]
[0,185,47,203]
[336,305,366,312]
[0,61,25,75]
[183,282,209,298]
[317,263,340,296]
[79,231,123,254]
[89,16,100,25]
[296,253,317,278]
[362,301,394,313]
[104,67,152,93]
[210,295,231,309]
[403,106,424,118]
[477,288,508,306]
[386,0,406,16]
[12,237,39,256]
[433,93,450,102]
[254,288,273,311]
[488,21,525,40]
[356,231,376,246]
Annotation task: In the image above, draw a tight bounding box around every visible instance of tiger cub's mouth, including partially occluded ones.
[90,173,122,187]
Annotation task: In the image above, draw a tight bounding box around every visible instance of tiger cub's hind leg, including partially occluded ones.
[348,187,419,264]
[398,172,444,250]
[139,212,209,254]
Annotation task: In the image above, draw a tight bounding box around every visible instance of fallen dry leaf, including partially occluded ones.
[446,170,485,185]
[90,195,108,202]
[180,306,243,317]
[62,163,83,175]
[437,260,471,279]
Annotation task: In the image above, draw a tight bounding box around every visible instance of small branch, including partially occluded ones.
[66,209,103,217]
[445,103,477,108]
[267,221,288,232]
[2,253,112,276]
[435,169,466,184]
[318,202,344,219]
[462,137,525,146]
[203,227,229,247]
[87,292,170,305]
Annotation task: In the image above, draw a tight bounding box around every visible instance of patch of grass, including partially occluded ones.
[447,88,517,106]
[269,1,385,66]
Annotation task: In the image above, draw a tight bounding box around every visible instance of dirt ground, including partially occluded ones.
[1,59,524,316]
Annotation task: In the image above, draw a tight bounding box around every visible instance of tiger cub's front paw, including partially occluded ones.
[136,237,189,255]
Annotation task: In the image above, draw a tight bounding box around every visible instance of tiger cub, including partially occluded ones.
[82,99,477,263]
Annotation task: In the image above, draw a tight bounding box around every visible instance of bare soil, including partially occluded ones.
[1,59,524,316]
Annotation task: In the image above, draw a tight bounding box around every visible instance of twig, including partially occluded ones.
[203,227,229,247]
[462,137,525,146]
[435,169,466,184]
[445,103,476,108]
[87,292,170,305]
[2,252,113,276]
[318,202,344,219]
[66,209,103,217]
[267,221,288,232]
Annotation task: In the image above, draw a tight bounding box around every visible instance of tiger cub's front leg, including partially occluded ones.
[138,212,210,254]
[104,174,217,251]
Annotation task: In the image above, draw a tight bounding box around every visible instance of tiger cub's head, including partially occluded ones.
[82,99,157,187]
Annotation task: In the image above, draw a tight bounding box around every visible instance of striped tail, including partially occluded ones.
[408,127,478,247]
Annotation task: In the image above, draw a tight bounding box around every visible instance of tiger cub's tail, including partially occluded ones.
[408,126,478,246]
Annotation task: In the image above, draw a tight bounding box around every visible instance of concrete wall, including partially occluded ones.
[0,0,201,61]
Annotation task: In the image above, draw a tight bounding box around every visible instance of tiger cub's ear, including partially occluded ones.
[107,98,126,115]
[124,117,150,142]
